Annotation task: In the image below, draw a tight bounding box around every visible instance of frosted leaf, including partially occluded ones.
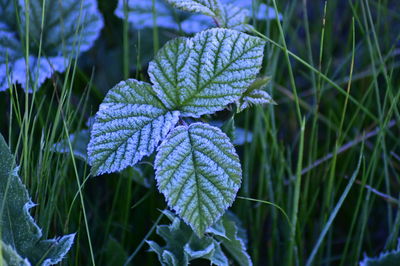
[237,90,274,112]
[0,134,75,265]
[20,0,104,55]
[220,4,249,31]
[155,123,242,235]
[165,0,223,18]
[217,213,252,266]
[237,76,275,112]
[147,210,229,266]
[87,79,180,176]
[1,241,30,266]
[149,28,265,117]
[114,0,178,30]
[0,0,103,92]
[148,37,191,109]
[360,243,400,266]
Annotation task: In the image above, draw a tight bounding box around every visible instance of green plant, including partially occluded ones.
[87,26,273,236]
[0,134,75,265]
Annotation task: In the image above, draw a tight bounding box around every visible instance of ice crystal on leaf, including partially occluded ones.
[0,0,103,92]
[0,134,75,265]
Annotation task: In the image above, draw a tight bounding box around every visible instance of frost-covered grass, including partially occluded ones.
[1,0,400,265]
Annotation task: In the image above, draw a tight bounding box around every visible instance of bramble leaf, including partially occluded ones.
[149,28,265,117]
[165,0,223,18]
[0,0,103,92]
[155,123,242,235]
[147,211,228,266]
[147,211,252,266]
[0,134,75,265]
[220,3,249,31]
[87,79,180,176]
[148,37,191,109]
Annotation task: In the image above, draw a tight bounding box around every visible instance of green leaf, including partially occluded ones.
[360,245,400,266]
[1,241,30,266]
[147,211,228,266]
[218,213,252,266]
[104,237,128,265]
[165,0,223,18]
[148,37,191,109]
[87,79,180,176]
[220,3,249,31]
[0,134,75,265]
[237,76,275,112]
[149,28,265,117]
[155,123,242,235]
[148,211,252,266]
[0,0,103,92]
[21,0,104,56]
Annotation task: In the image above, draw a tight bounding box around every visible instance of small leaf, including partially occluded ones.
[237,76,275,112]
[87,79,180,176]
[165,0,223,18]
[155,122,242,235]
[360,244,400,266]
[218,214,252,266]
[0,134,75,265]
[149,28,265,117]
[147,211,228,266]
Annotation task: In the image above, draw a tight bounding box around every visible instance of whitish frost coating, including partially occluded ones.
[155,123,242,235]
[0,135,75,265]
[149,28,265,117]
[88,80,180,175]
[165,0,222,17]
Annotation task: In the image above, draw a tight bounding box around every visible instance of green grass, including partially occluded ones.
[1,0,400,265]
